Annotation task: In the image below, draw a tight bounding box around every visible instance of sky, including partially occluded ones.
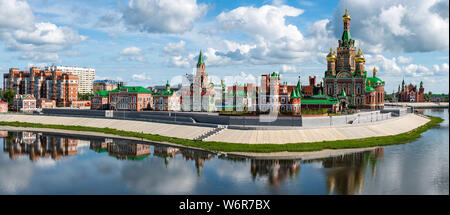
[0,0,448,93]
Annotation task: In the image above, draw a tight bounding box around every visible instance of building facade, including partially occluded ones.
[45,66,95,94]
[431,94,448,102]
[37,98,56,109]
[13,94,36,112]
[180,51,216,112]
[152,81,181,111]
[93,80,122,92]
[323,9,385,110]
[91,91,110,110]
[0,101,7,112]
[397,80,424,102]
[109,86,153,111]
[70,100,91,108]
[3,67,79,107]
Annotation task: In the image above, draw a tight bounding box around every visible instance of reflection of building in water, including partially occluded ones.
[154,145,181,166]
[181,149,214,176]
[322,148,384,195]
[0,131,8,138]
[89,139,112,153]
[107,141,151,161]
[250,159,300,187]
[2,131,80,161]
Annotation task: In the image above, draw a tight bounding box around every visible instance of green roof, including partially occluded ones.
[296,79,302,89]
[95,91,110,97]
[431,94,448,97]
[197,51,205,66]
[342,30,351,41]
[166,80,170,87]
[154,90,174,96]
[340,89,347,97]
[290,88,301,98]
[365,86,375,92]
[302,99,339,104]
[366,77,384,86]
[310,94,329,99]
[270,72,279,77]
[110,86,151,93]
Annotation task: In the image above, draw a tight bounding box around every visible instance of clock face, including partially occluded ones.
[337,71,351,78]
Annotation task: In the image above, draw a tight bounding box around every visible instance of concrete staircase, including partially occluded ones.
[194,125,227,141]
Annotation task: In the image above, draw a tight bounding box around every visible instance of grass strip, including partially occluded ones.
[0,115,443,153]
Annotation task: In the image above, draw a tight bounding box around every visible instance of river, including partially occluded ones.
[0,109,447,194]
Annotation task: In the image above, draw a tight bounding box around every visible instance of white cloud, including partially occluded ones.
[218,5,304,41]
[169,55,191,68]
[20,52,60,63]
[132,73,152,81]
[120,46,142,55]
[327,0,449,53]
[404,64,434,77]
[433,63,449,75]
[0,0,86,64]
[119,46,146,62]
[0,0,34,30]
[280,64,297,73]
[397,56,413,64]
[163,40,186,54]
[215,5,332,65]
[122,0,207,33]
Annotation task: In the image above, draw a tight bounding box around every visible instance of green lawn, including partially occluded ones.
[0,115,443,153]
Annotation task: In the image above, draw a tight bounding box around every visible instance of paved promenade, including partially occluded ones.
[0,114,212,140]
[385,102,449,108]
[204,114,430,144]
[0,113,430,144]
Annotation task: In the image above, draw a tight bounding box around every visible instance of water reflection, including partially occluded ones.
[0,107,447,195]
[317,148,384,195]
[250,160,300,187]
[3,131,80,161]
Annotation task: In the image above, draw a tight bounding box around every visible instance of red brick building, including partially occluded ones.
[3,67,79,107]
[13,94,36,112]
[37,98,56,109]
[109,86,153,111]
[397,80,424,102]
[70,100,91,108]
[323,9,385,110]
[91,91,110,110]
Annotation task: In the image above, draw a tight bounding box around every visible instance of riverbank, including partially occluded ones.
[385,102,449,108]
[0,114,443,153]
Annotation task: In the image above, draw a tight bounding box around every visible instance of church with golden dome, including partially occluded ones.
[323,9,385,110]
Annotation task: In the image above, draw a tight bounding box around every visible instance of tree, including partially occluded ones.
[78,93,92,100]
[0,90,16,106]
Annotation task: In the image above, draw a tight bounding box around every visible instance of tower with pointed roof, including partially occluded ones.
[190,50,215,112]
[323,8,385,110]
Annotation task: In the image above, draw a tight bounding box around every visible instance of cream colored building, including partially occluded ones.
[46,66,95,94]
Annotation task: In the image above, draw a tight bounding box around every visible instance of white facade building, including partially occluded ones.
[46,66,95,94]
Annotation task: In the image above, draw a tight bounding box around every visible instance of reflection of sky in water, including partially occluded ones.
[0,109,448,195]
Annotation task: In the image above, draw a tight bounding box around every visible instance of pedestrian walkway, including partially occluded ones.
[0,114,213,140]
[0,113,430,144]
[204,114,430,144]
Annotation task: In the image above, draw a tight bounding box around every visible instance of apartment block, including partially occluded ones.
[45,66,95,94]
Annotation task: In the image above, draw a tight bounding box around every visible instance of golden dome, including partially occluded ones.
[342,9,351,21]
[355,48,365,62]
[326,48,336,62]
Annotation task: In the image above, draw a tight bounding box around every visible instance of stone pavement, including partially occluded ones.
[0,114,213,140]
[386,102,449,108]
[0,113,430,144]
[204,114,430,144]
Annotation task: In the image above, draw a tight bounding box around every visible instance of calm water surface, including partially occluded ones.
[0,109,448,194]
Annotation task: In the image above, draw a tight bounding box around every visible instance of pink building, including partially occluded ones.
[0,101,7,113]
